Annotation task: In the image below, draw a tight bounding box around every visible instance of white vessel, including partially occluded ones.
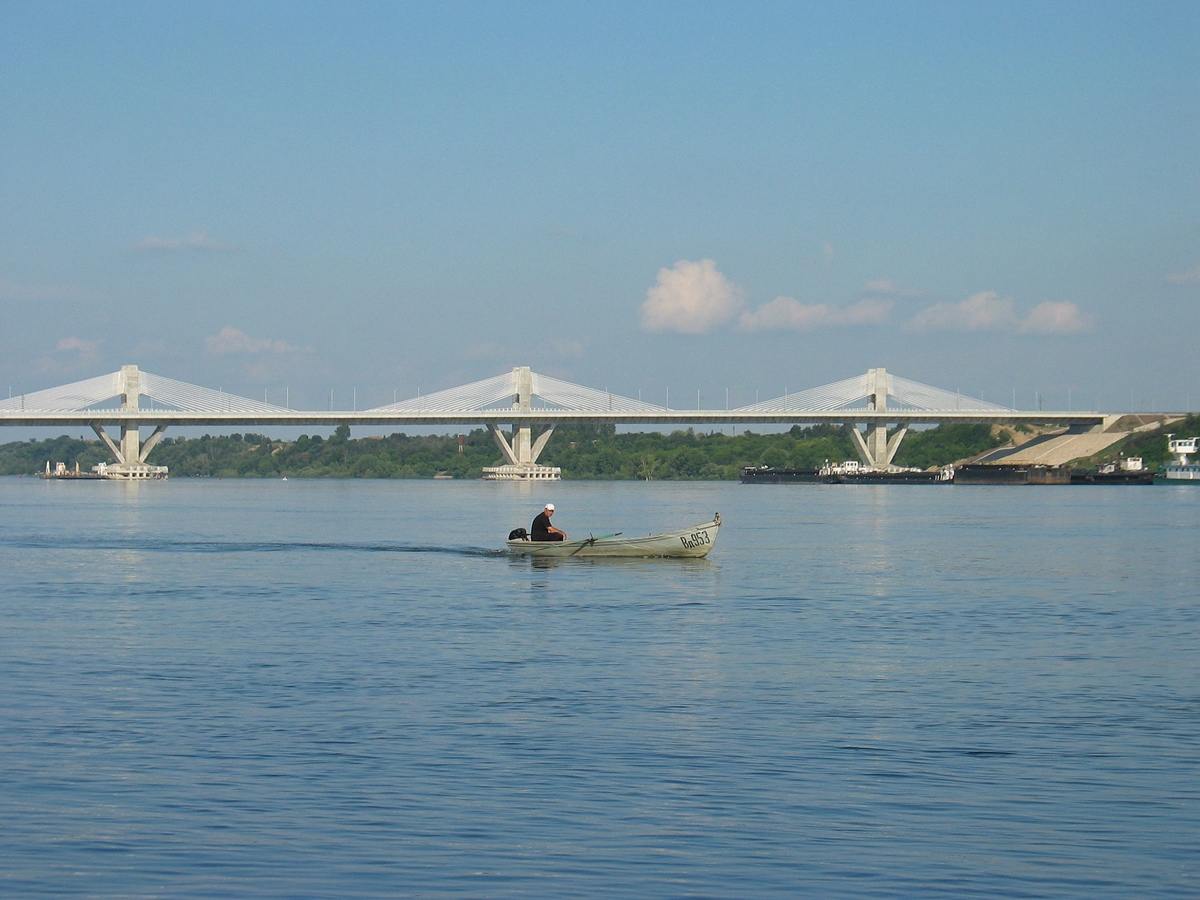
[507,514,720,558]
[1163,435,1200,481]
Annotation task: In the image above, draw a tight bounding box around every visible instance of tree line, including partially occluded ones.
[0,422,1019,479]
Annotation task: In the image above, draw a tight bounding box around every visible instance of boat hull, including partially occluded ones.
[1071,470,1156,485]
[954,464,1072,485]
[740,466,949,484]
[740,467,821,484]
[507,516,720,559]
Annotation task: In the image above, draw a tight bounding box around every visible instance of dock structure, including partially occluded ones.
[1,364,1110,476]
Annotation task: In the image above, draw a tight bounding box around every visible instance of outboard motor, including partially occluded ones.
[508,527,528,541]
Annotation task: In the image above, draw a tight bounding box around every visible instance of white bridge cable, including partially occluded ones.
[6,367,1014,416]
[0,370,293,413]
[137,372,292,413]
[0,372,123,411]
[888,375,1011,411]
[529,373,666,412]
[733,375,871,412]
[369,370,667,413]
[369,373,518,412]
[734,373,1013,413]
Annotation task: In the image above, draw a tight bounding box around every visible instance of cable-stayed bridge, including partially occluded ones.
[1,364,1105,478]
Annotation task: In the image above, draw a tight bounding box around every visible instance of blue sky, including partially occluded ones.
[2,1,1198,416]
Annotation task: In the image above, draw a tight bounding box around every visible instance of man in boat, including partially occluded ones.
[530,503,567,542]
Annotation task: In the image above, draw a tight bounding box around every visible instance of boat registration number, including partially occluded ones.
[680,531,710,550]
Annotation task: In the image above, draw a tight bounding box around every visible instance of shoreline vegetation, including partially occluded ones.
[3,418,1197,480]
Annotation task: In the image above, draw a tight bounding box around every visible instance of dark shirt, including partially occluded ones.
[531,511,556,541]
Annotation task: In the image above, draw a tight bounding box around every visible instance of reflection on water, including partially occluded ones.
[0,478,1197,899]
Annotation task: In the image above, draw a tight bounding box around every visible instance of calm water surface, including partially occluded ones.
[1,477,1197,898]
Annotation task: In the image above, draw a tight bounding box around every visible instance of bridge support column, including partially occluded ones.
[90,365,169,479]
[114,364,143,464]
[866,367,887,467]
[92,423,125,464]
[488,423,556,466]
[848,368,909,469]
[866,421,888,465]
[850,422,910,469]
[482,366,561,480]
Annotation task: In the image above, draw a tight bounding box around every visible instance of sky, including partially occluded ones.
[2,1,1199,420]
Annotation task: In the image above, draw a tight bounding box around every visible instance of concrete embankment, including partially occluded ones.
[979,415,1182,467]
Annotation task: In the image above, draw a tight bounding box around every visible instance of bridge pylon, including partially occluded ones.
[90,365,169,479]
[847,368,909,469]
[483,366,561,480]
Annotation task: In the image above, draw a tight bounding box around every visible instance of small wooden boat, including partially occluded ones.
[506,513,721,559]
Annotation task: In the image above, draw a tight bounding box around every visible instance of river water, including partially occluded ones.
[1,477,1197,898]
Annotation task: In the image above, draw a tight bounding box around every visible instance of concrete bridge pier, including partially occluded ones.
[847,367,909,469]
[483,366,560,480]
[89,365,169,479]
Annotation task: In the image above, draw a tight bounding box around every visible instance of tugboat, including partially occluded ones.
[1162,435,1200,481]
[1071,457,1155,485]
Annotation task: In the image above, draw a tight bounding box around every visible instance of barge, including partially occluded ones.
[740,462,952,485]
[40,461,105,480]
[953,464,1072,485]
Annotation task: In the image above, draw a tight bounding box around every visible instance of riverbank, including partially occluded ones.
[6,418,1195,480]
[1,423,1009,480]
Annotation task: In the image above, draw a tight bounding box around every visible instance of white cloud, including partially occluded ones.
[1019,301,1092,334]
[907,291,1093,335]
[57,336,99,354]
[35,335,101,374]
[55,336,100,364]
[136,231,234,252]
[739,297,891,332]
[1166,265,1200,285]
[205,326,297,355]
[862,278,923,297]
[639,259,744,334]
[906,291,1018,333]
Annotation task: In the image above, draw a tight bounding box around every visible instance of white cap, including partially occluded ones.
[544,503,555,511]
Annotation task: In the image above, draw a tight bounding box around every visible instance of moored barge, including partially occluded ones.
[953,464,1072,485]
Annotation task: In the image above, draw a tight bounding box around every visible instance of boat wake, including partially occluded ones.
[0,535,509,558]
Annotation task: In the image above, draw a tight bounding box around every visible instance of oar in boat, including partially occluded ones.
[568,532,623,556]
